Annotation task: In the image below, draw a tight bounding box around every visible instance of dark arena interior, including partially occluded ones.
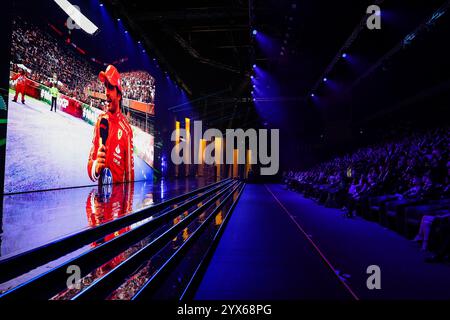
[0,0,450,314]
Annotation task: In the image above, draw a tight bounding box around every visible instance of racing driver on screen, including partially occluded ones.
[87,65,134,184]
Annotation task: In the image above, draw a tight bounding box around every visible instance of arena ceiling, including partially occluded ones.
[109,0,450,134]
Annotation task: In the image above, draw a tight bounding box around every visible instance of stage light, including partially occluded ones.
[253,84,256,88]
[323,77,328,82]
[342,53,347,58]
[251,91,254,94]
[138,41,141,44]
[53,0,98,35]
[253,64,256,68]
[252,30,258,35]
[99,3,103,6]
[125,30,128,34]
[250,75,254,79]
[311,93,315,97]
[117,18,121,22]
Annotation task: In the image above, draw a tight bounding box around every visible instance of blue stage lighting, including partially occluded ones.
[323,77,328,82]
[252,30,258,35]
[253,64,256,68]
[311,93,315,97]
[342,53,347,58]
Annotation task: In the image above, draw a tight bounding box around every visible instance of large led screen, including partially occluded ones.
[4,0,156,193]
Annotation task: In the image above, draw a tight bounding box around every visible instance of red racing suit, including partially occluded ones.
[85,182,133,276]
[87,110,135,184]
[12,73,27,102]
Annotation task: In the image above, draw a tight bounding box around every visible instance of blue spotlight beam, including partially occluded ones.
[253,96,305,103]
[308,0,385,97]
[350,0,450,91]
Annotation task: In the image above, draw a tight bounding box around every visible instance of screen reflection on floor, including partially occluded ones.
[0,178,215,259]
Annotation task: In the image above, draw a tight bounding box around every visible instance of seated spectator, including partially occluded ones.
[414,212,450,251]
[420,173,442,200]
[425,217,450,263]
[397,175,423,200]
[346,175,368,218]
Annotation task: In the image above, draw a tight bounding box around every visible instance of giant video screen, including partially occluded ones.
[4,0,156,193]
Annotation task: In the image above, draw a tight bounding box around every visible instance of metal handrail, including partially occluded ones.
[179,183,245,301]
[0,178,231,284]
[132,182,244,300]
[72,181,238,300]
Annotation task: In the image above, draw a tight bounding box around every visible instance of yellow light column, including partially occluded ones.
[175,120,180,177]
[246,149,252,179]
[197,138,206,176]
[215,137,222,179]
[233,149,239,178]
[184,118,190,177]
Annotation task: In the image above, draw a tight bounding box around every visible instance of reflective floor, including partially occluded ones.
[0,177,218,259]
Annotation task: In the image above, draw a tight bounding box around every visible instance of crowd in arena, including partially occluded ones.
[87,71,155,104]
[10,18,97,103]
[284,127,450,262]
[10,17,156,106]
[122,71,155,103]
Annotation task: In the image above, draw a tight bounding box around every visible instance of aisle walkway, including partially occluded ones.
[265,184,450,300]
[195,184,355,300]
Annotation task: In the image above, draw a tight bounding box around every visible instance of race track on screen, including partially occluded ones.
[4,92,153,193]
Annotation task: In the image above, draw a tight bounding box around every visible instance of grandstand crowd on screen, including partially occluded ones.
[10,17,156,106]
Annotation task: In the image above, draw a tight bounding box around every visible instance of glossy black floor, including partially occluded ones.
[0,177,218,259]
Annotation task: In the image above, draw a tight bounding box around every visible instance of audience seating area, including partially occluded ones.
[284,127,450,262]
